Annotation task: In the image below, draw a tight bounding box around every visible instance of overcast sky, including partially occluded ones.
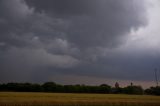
[0,0,160,88]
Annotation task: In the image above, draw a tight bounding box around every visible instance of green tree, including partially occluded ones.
[42,82,57,92]
[123,85,143,95]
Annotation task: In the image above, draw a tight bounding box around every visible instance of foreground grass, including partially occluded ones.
[0,92,160,106]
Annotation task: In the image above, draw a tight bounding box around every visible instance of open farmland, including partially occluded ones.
[0,92,160,106]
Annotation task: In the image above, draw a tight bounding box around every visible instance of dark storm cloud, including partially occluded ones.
[0,0,34,48]
[26,0,147,48]
[0,0,147,48]
[0,0,152,83]
[26,0,95,15]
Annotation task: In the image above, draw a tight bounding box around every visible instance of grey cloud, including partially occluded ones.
[0,0,153,83]
[0,0,35,48]
[59,51,158,81]
[26,0,147,48]
[0,47,80,82]
[26,0,97,16]
[0,0,147,49]
[0,0,33,21]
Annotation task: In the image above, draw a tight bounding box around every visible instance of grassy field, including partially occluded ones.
[0,92,160,106]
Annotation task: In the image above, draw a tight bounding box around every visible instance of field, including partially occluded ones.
[0,92,160,106]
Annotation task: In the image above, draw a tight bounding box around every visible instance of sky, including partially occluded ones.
[0,0,160,88]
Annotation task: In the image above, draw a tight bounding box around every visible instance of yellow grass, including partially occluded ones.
[0,92,160,106]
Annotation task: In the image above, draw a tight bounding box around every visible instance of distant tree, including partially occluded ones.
[123,85,143,95]
[99,84,111,93]
[145,86,160,95]
[112,82,122,94]
[115,82,119,88]
[30,84,42,92]
[42,82,57,92]
[0,82,152,95]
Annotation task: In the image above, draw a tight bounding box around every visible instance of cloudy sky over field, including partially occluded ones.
[0,0,160,87]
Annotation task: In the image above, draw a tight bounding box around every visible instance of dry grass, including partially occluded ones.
[0,92,160,106]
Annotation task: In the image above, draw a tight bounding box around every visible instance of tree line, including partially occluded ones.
[0,82,160,95]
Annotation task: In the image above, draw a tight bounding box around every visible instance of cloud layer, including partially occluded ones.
[1,0,159,85]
